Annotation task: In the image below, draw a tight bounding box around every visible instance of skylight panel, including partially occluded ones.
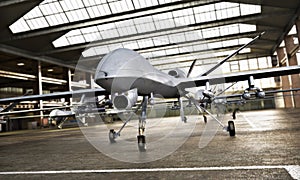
[222,39,239,47]
[53,36,69,47]
[158,0,180,4]
[153,36,169,46]
[239,60,249,71]
[39,1,63,15]
[11,0,161,34]
[66,9,90,21]
[240,4,261,16]
[184,31,203,41]
[81,26,101,41]
[94,46,110,54]
[101,28,119,39]
[178,47,189,53]
[109,0,134,14]
[82,48,97,57]
[168,33,186,43]
[172,8,195,26]
[60,0,85,11]
[86,6,101,18]
[141,52,154,59]
[153,12,175,30]
[202,28,220,38]
[9,19,30,33]
[216,3,239,19]
[27,17,48,29]
[288,25,297,35]
[116,20,137,36]
[165,48,179,55]
[193,2,261,24]
[220,24,239,36]
[151,49,166,57]
[134,0,158,9]
[137,39,154,48]
[134,17,156,33]
[123,41,140,49]
[107,43,123,51]
[48,13,69,26]
[24,6,42,18]
[193,44,207,52]
[53,1,260,49]
[239,24,256,33]
[68,33,85,44]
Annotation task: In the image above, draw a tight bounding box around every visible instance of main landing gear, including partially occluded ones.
[189,96,236,137]
[108,96,148,152]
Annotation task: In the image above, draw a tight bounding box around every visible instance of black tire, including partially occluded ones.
[109,129,116,143]
[203,115,207,123]
[228,121,235,137]
[137,135,146,152]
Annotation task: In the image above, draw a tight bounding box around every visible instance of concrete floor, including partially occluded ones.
[0,109,299,179]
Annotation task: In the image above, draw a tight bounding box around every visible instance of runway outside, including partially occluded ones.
[0,109,299,179]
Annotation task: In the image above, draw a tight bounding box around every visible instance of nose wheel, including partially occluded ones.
[109,129,117,143]
[137,135,146,152]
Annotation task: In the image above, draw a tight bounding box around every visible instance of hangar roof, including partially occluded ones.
[0,0,300,89]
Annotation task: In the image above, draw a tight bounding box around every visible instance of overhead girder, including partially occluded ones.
[0,0,42,8]
[270,2,300,53]
[0,44,92,73]
[227,0,300,9]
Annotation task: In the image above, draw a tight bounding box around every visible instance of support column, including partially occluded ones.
[63,68,72,105]
[295,18,300,43]
[37,61,44,126]
[276,47,293,108]
[284,35,300,107]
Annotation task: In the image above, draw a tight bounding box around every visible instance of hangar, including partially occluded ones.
[0,0,300,179]
[0,0,300,130]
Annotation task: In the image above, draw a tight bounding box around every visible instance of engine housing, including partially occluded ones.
[112,89,138,110]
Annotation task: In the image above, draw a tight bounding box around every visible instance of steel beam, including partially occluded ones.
[0,0,42,8]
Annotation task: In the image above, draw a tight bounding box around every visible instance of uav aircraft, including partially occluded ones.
[0,32,300,151]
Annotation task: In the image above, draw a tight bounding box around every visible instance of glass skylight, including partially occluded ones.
[52,2,260,48]
[81,23,256,58]
[10,0,183,33]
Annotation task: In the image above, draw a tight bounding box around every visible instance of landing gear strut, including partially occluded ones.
[108,96,148,152]
[187,96,236,137]
[137,96,148,151]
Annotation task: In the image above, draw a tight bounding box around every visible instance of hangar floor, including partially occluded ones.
[0,109,299,179]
